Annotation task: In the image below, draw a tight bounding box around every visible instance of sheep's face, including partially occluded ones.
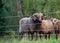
[32,13,42,23]
[51,18,58,24]
[37,13,43,20]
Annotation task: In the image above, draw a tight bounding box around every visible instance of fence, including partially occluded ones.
[0,0,60,43]
[0,11,60,37]
[0,13,60,43]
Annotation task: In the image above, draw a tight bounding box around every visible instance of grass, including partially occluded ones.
[0,34,60,43]
[0,37,60,43]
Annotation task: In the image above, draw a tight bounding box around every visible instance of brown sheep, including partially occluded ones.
[51,18,60,39]
[36,20,54,39]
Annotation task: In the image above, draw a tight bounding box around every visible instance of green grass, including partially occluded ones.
[0,37,60,43]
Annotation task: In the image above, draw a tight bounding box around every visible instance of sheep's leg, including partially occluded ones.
[44,34,47,39]
[39,32,42,39]
[47,32,51,39]
[35,32,38,40]
[19,32,24,40]
[31,32,34,40]
[48,34,50,39]
[28,32,31,40]
[56,34,58,39]
[55,30,59,39]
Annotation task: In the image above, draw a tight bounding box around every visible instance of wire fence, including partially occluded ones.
[0,11,60,40]
[0,0,60,43]
[1,11,60,19]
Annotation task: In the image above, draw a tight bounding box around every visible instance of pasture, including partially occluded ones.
[0,0,60,43]
[0,34,60,43]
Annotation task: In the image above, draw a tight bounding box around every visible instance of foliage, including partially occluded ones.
[23,0,60,19]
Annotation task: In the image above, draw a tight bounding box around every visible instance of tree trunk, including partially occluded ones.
[16,0,24,20]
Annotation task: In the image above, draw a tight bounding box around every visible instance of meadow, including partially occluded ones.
[0,35,60,43]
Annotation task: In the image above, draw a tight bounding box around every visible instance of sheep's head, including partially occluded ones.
[32,13,43,23]
[38,13,43,20]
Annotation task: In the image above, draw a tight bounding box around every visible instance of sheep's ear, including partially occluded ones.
[31,15,37,21]
[32,13,39,21]
[31,16,34,21]
[32,16,35,21]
